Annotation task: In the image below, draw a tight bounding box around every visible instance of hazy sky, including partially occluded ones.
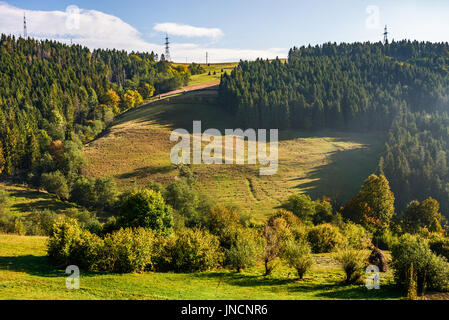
[1,0,449,62]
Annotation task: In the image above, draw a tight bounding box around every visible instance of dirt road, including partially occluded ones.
[150,81,219,101]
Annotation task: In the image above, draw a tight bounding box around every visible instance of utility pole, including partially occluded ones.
[206,52,208,65]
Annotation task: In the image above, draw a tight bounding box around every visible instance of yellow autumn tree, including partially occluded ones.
[103,89,121,114]
[342,174,395,232]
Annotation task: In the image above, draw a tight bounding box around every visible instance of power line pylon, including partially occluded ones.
[383,25,388,44]
[164,34,171,62]
[23,13,27,38]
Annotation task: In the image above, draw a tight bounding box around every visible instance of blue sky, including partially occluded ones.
[1,0,449,62]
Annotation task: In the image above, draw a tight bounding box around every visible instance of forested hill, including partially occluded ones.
[219,41,449,131]
[0,34,189,177]
[219,41,449,215]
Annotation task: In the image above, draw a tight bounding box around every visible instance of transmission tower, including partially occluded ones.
[23,13,27,38]
[164,34,171,62]
[383,25,388,44]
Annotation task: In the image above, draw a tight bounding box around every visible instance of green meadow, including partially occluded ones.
[0,234,402,300]
[84,91,385,220]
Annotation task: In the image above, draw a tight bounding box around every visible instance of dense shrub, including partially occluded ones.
[69,229,104,271]
[391,234,449,293]
[188,63,205,75]
[48,219,155,273]
[70,177,118,211]
[147,181,166,194]
[282,239,314,279]
[313,199,334,224]
[47,218,87,267]
[164,178,212,228]
[206,205,241,235]
[99,228,154,273]
[0,189,9,211]
[41,171,70,200]
[0,191,14,233]
[340,222,372,250]
[205,205,242,252]
[164,228,222,273]
[150,234,176,272]
[118,189,173,233]
[267,209,301,228]
[307,224,343,253]
[70,177,96,208]
[227,228,260,272]
[336,248,368,283]
[101,216,118,235]
[64,208,102,234]
[290,224,309,243]
[26,210,58,235]
[372,228,398,250]
[429,234,449,261]
[282,194,316,224]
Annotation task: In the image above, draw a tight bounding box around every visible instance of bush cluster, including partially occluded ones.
[391,234,449,294]
[307,224,344,253]
[47,219,222,273]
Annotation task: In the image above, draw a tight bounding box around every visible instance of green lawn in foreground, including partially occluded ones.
[0,234,402,300]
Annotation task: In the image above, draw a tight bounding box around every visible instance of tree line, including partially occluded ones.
[219,40,449,216]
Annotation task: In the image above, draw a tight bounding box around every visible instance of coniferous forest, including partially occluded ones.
[219,40,449,215]
[0,34,189,182]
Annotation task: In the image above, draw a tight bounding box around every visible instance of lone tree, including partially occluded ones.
[118,189,173,234]
[342,174,395,233]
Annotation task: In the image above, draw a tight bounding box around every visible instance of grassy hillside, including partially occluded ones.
[0,234,401,300]
[174,62,239,86]
[84,91,385,220]
[0,184,79,217]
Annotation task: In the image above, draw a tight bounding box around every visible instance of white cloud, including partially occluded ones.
[0,2,286,62]
[172,44,285,63]
[153,22,223,39]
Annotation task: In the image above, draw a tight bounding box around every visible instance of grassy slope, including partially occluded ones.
[84,92,385,220]
[0,234,401,300]
[174,62,239,86]
[0,184,79,217]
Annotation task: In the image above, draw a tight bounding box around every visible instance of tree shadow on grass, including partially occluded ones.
[11,200,79,213]
[7,189,79,213]
[194,272,298,287]
[6,189,49,200]
[291,146,380,203]
[116,165,175,180]
[287,281,403,300]
[0,255,110,279]
[0,255,64,278]
[195,272,403,299]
